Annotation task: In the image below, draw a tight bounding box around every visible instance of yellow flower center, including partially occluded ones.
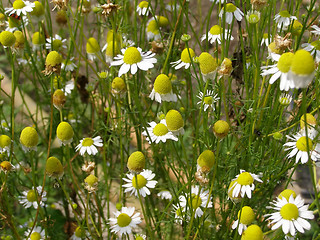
[75,227,85,238]
[138,1,148,8]
[209,25,222,35]
[300,113,316,129]
[27,189,37,202]
[112,77,126,91]
[280,203,299,220]
[117,213,132,227]
[106,41,120,57]
[132,174,147,189]
[85,174,98,186]
[153,123,169,136]
[157,16,169,27]
[30,232,41,240]
[296,136,313,152]
[1,122,8,128]
[82,138,94,147]
[213,120,230,138]
[166,110,184,131]
[32,32,45,45]
[20,127,38,148]
[86,37,99,54]
[248,12,260,24]
[176,207,183,216]
[279,96,291,106]
[127,151,145,172]
[31,1,45,17]
[225,3,237,13]
[237,172,254,185]
[154,74,172,94]
[279,10,290,18]
[1,161,13,172]
[123,47,142,64]
[13,0,26,10]
[277,52,294,73]
[263,33,269,39]
[181,48,195,63]
[197,150,215,170]
[204,96,213,105]
[241,225,263,240]
[238,206,255,225]
[198,52,217,75]
[147,20,160,34]
[189,194,202,210]
[0,135,11,148]
[46,157,63,178]
[290,50,315,75]
[268,42,282,54]
[56,122,74,142]
[52,39,63,51]
[278,189,296,201]
[46,51,62,66]
[0,31,16,47]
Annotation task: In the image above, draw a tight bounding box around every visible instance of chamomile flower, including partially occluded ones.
[45,34,67,51]
[149,74,178,103]
[172,203,185,224]
[265,195,314,236]
[5,16,29,32]
[20,126,38,152]
[260,52,295,91]
[283,130,320,164]
[279,93,292,106]
[5,0,35,17]
[109,207,142,236]
[24,226,45,240]
[75,136,103,156]
[0,161,14,173]
[310,25,320,36]
[19,186,47,209]
[122,169,158,197]
[1,120,10,131]
[56,121,74,145]
[157,190,173,200]
[136,1,150,16]
[86,37,100,61]
[241,225,263,240]
[70,226,90,240]
[171,48,196,70]
[268,42,282,62]
[32,31,45,51]
[142,119,178,144]
[165,109,184,135]
[288,50,315,89]
[302,40,320,62]
[0,135,11,155]
[261,33,271,47]
[201,25,233,44]
[229,170,263,199]
[274,11,297,30]
[178,185,213,218]
[165,1,180,12]
[198,52,218,80]
[232,206,255,235]
[61,57,77,72]
[146,18,161,41]
[219,3,244,25]
[197,90,219,111]
[111,46,157,77]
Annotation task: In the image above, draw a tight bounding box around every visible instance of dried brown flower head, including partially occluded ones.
[251,0,267,10]
[82,161,95,174]
[100,3,120,17]
[274,33,292,52]
[51,0,68,11]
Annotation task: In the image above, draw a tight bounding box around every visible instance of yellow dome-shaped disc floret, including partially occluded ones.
[277,52,294,73]
[154,74,172,94]
[85,174,98,187]
[198,52,217,75]
[213,120,230,138]
[238,206,255,225]
[117,213,132,227]
[300,113,316,129]
[74,227,86,238]
[241,225,263,240]
[31,1,45,17]
[105,41,120,58]
[138,1,149,8]
[165,110,184,134]
[123,47,142,65]
[225,3,237,13]
[181,48,195,64]
[291,20,302,36]
[53,89,66,110]
[0,161,13,172]
[56,121,74,145]
[46,51,62,67]
[197,150,215,173]
[13,0,25,9]
[268,42,282,55]
[20,127,38,150]
[147,20,160,35]
[46,156,64,179]
[0,135,11,149]
[127,151,145,173]
[278,189,296,201]
[106,30,121,43]
[209,25,222,35]
[86,37,100,54]
[0,31,16,47]
[112,77,126,92]
[32,32,45,45]
[14,30,25,49]
[157,16,169,27]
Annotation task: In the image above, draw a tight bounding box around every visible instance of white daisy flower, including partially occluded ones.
[75,136,103,156]
[109,207,142,236]
[267,42,281,62]
[265,195,314,236]
[200,25,234,44]
[142,120,178,144]
[19,186,47,209]
[172,203,185,224]
[149,74,178,103]
[136,1,150,16]
[274,10,297,30]
[179,185,213,218]
[45,34,67,51]
[146,18,161,41]
[5,0,35,17]
[261,33,271,47]
[70,226,90,240]
[209,0,227,3]
[219,3,244,25]
[165,1,181,12]
[228,170,263,199]
[111,46,157,77]
[170,48,196,70]
[5,15,29,32]
[260,52,295,91]
[197,90,220,111]
[302,41,320,63]
[0,135,11,156]
[122,169,158,197]
[284,129,320,164]
[61,57,77,72]
[1,120,10,131]
[62,80,75,95]
[24,226,45,240]
[279,93,292,106]
[232,206,255,235]
[310,25,320,36]
[157,190,173,200]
